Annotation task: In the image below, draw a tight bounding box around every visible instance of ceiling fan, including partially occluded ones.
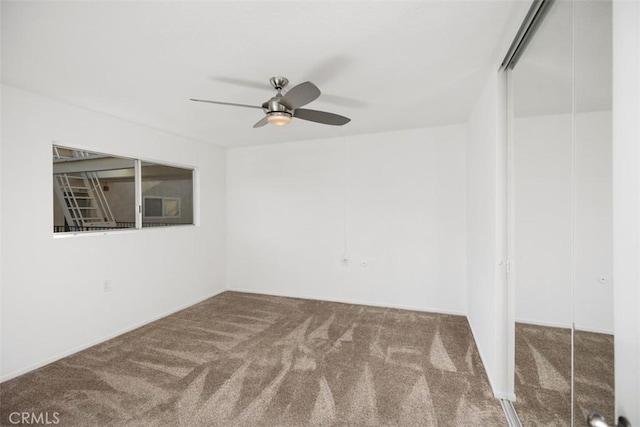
[190,76,351,128]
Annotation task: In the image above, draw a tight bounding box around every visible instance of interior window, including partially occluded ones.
[141,162,193,227]
[53,145,194,233]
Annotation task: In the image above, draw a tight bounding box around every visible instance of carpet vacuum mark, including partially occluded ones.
[1,292,506,426]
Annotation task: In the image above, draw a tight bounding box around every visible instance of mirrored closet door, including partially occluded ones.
[507,0,613,425]
[510,1,574,423]
[572,0,613,423]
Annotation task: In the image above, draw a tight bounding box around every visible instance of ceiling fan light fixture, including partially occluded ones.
[267,112,292,126]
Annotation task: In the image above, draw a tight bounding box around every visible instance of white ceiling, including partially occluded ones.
[1,1,529,148]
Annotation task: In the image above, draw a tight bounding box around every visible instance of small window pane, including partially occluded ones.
[141,163,193,227]
[144,198,163,217]
[163,199,180,217]
[53,145,136,233]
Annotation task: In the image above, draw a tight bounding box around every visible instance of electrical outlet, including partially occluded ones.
[103,280,112,293]
[361,260,368,267]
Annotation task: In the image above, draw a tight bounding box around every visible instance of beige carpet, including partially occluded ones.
[1,292,506,426]
[514,323,614,427]
[574,330,614,425]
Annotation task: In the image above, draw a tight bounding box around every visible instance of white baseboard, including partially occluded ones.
[466,319,508,399]
[573,324,614,335]
[0,288,226,383]
[515,318,572,330]
[226,287,466,317]
[516,319,613,335]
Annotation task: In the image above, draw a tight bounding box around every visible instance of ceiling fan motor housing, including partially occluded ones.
[269,76,289,91]
[264,97,292,117]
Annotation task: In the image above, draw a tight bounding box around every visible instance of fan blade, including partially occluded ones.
[253,116,268,128]
[190,99,262,109]
[278,82,321,110]
[294,109,351,126]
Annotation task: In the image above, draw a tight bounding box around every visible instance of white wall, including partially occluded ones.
[612,0,640,422]
[513,113,574,329]
[466,71,510,399]
[0,85,4,385]
[574,112,613,334]
[513,112,613,333]
[463,1,531,400]
[226,126,467,314]
[0,85,227,381]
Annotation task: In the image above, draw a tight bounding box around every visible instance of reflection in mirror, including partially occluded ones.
[510,1,574,425]
[573,0,613,423]
[508,0,614,425]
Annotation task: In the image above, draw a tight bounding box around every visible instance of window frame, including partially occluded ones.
[52,143,197,236]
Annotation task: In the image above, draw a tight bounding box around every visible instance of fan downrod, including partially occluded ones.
[270,76,289,91]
